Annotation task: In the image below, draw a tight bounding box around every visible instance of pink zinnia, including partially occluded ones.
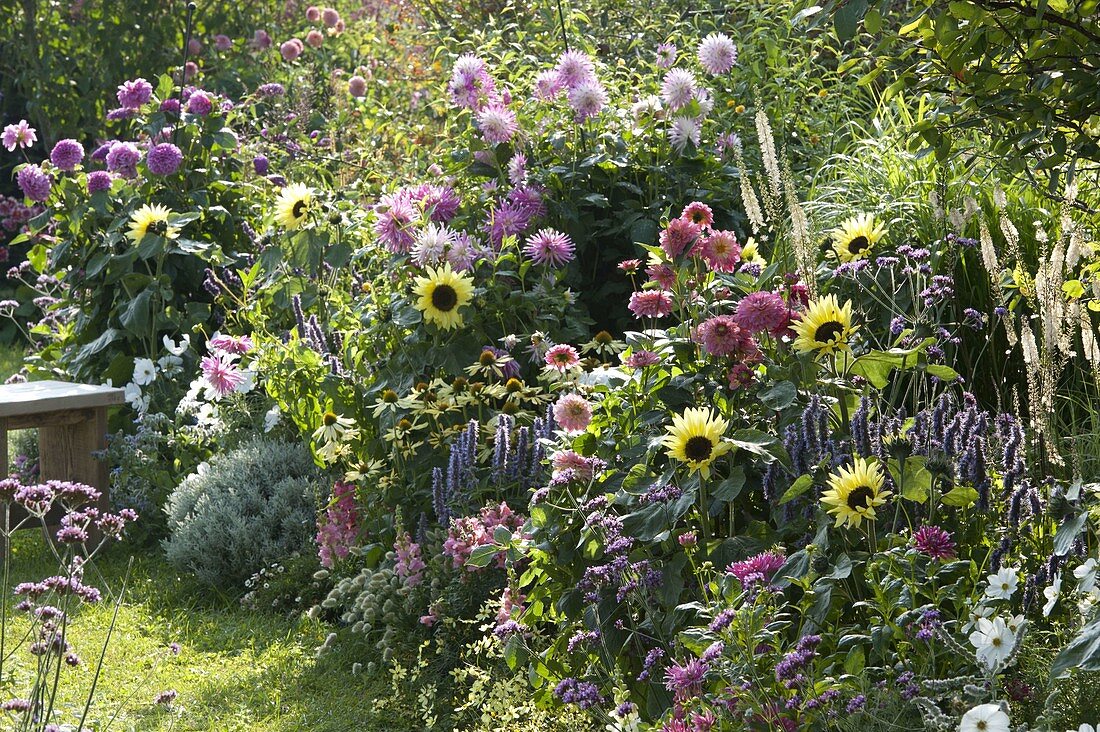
[545,344,580,372]
[726,549,785,586]
[700,230,741,273]
[628,289,674,319]
[659,217,701,259]
[680,202,713,228]
[553,393,592,433]
[524,228,575,267]
[912,525,956,560]
[623,350,661,368]
[694,315,759,358]
[735,291,788,335]
[200,354,245,396]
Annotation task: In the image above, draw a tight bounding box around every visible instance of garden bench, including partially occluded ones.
[0,381,125,545]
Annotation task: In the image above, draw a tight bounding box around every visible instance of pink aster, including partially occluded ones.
[524,228,575,267]
[912,525,956,560]
[553,393,592,433]
[694,315,759,359]
[545,344,580,372]
[628,289,674,319]
[735,291,789,335]
[200,354,246,396]
[700,230,741,273]
[659,217,701,259]
[2,120,37,152]
[680,202,713,228]
[623,350,661,368]
[726,549,785,586]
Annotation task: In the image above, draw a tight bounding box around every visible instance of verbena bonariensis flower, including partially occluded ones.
[553,678,603,710]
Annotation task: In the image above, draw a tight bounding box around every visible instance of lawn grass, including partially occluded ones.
[3,532,396,731]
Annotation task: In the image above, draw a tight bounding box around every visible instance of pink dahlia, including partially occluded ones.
[200,354,245,396]
[348,75,367,97]
[208,334,253,355]
[321,7,340,27]
[476,104,518,145]
[533,69,563,100]
[912,525,956,560]
[735,291,788,335]
[694,315,759,359]
[680,202,713,228]
[618,259,642,274]
[280,38,304,62]
[550,450,600,480]
[306,6,321,21]
[545,343,580,372]
[524,228,575,267]
[116,79,152,109]
[700,230,741,273]
[659,217,701,259]
[623,350,661,368]
[697,32,738,76]
[660,68,698,110]
[726,549,786,587]
[646,263,676,289]
[727,363,755,390]
[553,393,592,433]
[628,289,674,319]
[373,190,419,253]
[567,80,607,121]
[554,51,596,89]
[655,43,677,69]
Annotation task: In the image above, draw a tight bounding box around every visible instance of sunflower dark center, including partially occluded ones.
[847,235,869,254]
[292,200,308,218]
[148,219,168,236]
[846,485,875,511]
[684,436,714,462]
[814,321,844,344]
[431,284,458,312]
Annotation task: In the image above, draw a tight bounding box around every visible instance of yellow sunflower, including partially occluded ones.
[126,204,179,243]
[830,213,886,263]
[791,295,858,359]
[820,456,891,529]
[661,407,732,480]
[275,183,314,229]
[740,238,768,267]
[412,263,474,331]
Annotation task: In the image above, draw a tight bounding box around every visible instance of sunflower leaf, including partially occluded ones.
[778,474,814,505]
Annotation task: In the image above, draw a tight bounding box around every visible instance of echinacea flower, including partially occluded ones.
[126,204,179,243]
[2,120,37,151]
[697,32,737,75]
[628,289,674,319]
[274,183,313,229]
[553,393,592,433]
[830,213,886,263]
[820,457,890,529]
[662,407,731,479]
[312,410,358,445]
[959,704,1010,732]
[412,263,474,331]
[524,228,575,267]
[791,295,858,359]
[49,139,85,171]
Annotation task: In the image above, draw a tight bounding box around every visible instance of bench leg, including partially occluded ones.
[39,407,110,549]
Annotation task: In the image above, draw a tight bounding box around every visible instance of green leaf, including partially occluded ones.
[889,457,932,502]
[1053,511,1088,557]
[118,289,154,335]
[844,645,866,675]
[863,6,882,33]
[1052,615,1100,678]
[925,364,960,382]
[465,543,501,569]
[712,466,746,502]
[778,474,814,505]
[847,339,933,388]
[622,488,695,543]
[729,429,790,466]
[759,381,797,410]
[941,485,979,507]
[834,0,868,40]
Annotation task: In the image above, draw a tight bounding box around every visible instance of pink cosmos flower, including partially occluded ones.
[735,291,789,335]
[659,217,701,259]
[545,344,580,372]
[553,393,592,433]
[2,120,37,152]
[628,289,674,319]
[200,354,246,396]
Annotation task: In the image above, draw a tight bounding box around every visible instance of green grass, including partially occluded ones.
[3,533,393,731]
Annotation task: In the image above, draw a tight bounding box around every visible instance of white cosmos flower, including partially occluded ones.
[1070,724,1097,732]
[1074,558,1097,594]
[969,616,1016,670]
[959,703,1010,732]
[1043,573,1062,617]
[157,354,183,376]
[163,334,190,356]
[984,567,1020,601]
[962,605,994,634]
[263,405,281,433]
[1005,614,1026,635]
[132,357,157,386]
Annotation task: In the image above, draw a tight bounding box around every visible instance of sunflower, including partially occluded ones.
[791,295,858,359]
[661,407,732,479]
[275,183,314,229]
[830,213,886,263]
[412,263,474,331]
[820,457,891,529]
[740,237,767,267]
[126,204,179,243]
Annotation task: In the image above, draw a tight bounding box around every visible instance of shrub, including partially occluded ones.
[164,436,323,590]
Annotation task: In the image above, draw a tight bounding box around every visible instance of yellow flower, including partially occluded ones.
[661,407,732,480]
[830,213,886,263]
[740,238,767,267]
[791,295,858,359]
[126,204,179,243]
[275,183,314,229]
[412,263,474,331]
[820,457,891,529]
